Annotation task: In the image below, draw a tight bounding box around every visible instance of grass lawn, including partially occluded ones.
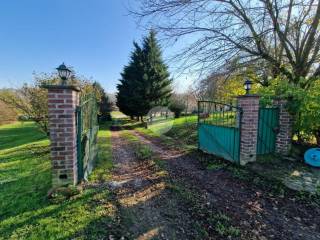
[111,111,127,119]
[137,115,198,150]
[0,122,117,240]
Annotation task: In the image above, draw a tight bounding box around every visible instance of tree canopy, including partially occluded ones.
[133,0,320,88]
[93,82,113,122]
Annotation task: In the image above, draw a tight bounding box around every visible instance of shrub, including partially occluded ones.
[258,78,320,145]
[169,101,185,118]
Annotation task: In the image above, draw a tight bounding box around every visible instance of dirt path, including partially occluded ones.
[131,130,320,240]
[110,131,200,240]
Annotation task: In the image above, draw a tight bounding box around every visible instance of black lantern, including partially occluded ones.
[56,63,72,85]
[244,79,252,95]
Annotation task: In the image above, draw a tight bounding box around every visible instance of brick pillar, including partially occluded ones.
[237,95,260,165]
[273,98,293,155]
[44,85,80,186]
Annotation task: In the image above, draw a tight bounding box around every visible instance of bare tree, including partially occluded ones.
[132,0,320,88]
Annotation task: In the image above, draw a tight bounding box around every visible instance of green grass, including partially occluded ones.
[137,115,198,150]
[0,122,46,150]
[111,111,127,119]
[134,144,153,160]
[0,122,118,239]
[89,123,113,182]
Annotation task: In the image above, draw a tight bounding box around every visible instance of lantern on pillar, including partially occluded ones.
[244,79,253,95]
[56,63,72,85]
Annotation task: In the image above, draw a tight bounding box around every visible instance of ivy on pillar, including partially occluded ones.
[44,85,80,186]
[237,95,260,165]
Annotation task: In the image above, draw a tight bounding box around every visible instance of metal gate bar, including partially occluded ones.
[76,93,99,181]
[198,101,242,163]
[257,107,279,155]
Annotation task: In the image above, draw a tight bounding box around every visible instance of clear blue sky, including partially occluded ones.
[0,0,190,93]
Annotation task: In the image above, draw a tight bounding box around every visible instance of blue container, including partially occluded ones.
[304,148,320,167]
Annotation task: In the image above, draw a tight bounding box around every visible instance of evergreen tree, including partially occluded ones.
[141,30,172,108]
[93,82,112,122]
[116,31,172,120]
[116,42,144,118]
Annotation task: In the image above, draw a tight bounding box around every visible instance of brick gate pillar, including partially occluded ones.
[44,85,80,186]
[273,98,293,155]
[237,95,260,165]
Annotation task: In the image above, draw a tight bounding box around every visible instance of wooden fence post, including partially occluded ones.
[44,85,80,186]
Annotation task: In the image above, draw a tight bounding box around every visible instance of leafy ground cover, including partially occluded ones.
[0,122,119,240]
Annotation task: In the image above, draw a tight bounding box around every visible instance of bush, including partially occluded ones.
[18,115,30,122]
[169,101,185,118]
[258,78,320,145]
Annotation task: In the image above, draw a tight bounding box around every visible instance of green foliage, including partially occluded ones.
[258,77,320,144]
[116,30,172,119]
[210,213,240,237]
[93,82,112,122]
[169,100,185,118]
[134,144,153,160]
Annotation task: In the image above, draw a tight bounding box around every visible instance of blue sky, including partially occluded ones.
[0,0,191,93]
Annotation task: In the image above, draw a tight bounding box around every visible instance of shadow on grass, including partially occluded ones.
[1,188,117,239]
[0,146,51,224]
[0,122,46,151]
[0,121,118,239]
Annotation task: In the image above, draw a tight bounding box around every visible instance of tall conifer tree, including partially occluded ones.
[116,31,172,120]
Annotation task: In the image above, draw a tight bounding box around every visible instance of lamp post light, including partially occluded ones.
[56,63,72,85]
[244,79,253,95]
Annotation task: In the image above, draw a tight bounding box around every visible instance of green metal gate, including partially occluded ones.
[198,101,242,163]
[257,107,279,155]
[76,93,99,181]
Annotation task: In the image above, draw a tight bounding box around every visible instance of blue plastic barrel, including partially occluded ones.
[304,148,320,167]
